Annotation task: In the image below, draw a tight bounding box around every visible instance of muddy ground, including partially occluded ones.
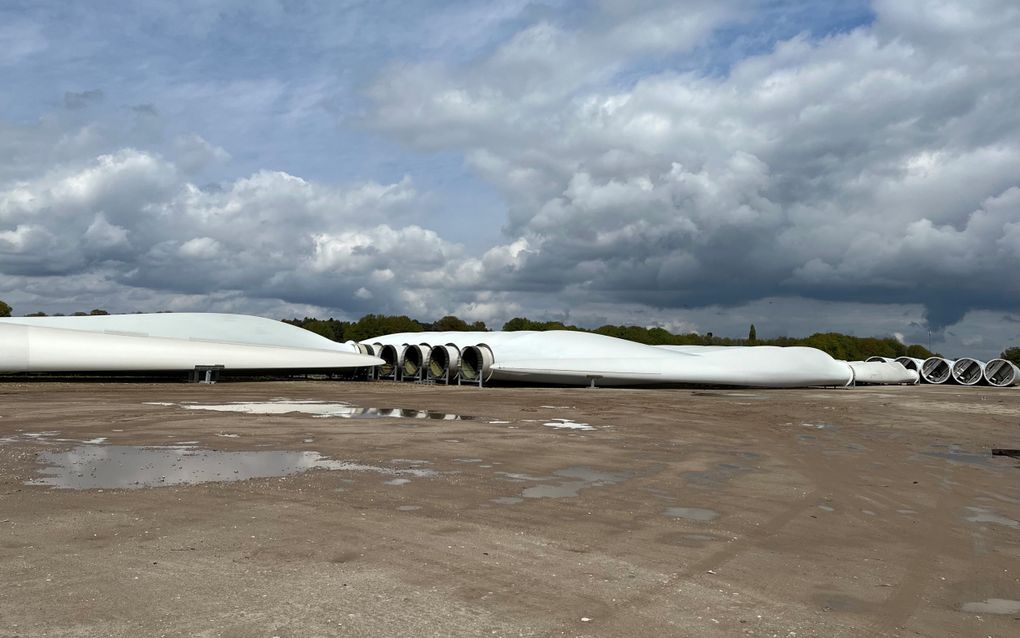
[0,381,1017,637]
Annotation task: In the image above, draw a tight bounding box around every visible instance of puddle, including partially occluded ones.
[656,530,722,543]
[960,599,1020,615]
[692,392,764,399]
[801,423,835,430]
[663,507,719,522]
[683,453,758,489]
[922,446,993,466]
[520,467,629,499]
[148,400,474,420]
[964,506,1020,530]
[543,419,595,431]
[496,471,552,482]
[384,478,411,486]
[27,445,437,490]
[817,505,835,512]
[396,505,421,511]
[2,432,112,446]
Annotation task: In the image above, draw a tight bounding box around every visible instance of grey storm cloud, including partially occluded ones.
[0,144,457,316]
[368,0,1020,330]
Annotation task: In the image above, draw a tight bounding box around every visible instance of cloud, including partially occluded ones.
[368,0,1020,331]
[0,145,470,318]
[172,134,230,175]
[0,0,1017,361]
[64,89,104,110]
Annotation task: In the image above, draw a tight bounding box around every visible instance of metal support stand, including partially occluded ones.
[189,365,224,384]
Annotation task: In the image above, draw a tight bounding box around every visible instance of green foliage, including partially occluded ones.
[89,308,109,315]
[346,314,426,342]
[503,317,582,331]
[498,317,936,361]
[282,317,350,342]
[1001,347,1020,366]
[431,315,488,332]
[0,299,11,317]
[25,311,48,317]
[792,333,934,361]
[906,344,934,359]
[282,314,489,343]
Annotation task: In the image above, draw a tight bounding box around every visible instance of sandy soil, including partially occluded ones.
[0,381,1018,637]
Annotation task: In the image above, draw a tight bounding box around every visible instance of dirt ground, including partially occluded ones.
[0,381,1017,638]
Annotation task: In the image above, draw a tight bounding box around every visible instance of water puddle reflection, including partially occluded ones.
[964,506,1020,530]
[146,400,474,421]
[922,445,993,466]
[519,467,630,499]
[542,418,595,431]
[959,598,1020,615]
[663,506,719,522]
[27,445,437,490]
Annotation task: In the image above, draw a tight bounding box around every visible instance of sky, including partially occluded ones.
[0,0,1017,359]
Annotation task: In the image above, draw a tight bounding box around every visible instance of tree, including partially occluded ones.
[905,344,934,359]
[1001,347,1020,367]
[89,308,110,315]
[343,314,426,342]
[0,299,10,317]
[503,317,581,332]
[748,324,757,343]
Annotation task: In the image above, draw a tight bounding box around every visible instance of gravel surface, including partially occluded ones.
[0,381,1017,637]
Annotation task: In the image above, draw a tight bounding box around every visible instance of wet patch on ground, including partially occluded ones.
[656,531,727,547]
[921,444,995,467]
[682,452,760,489]
[963,506,1020,530]
[145,400,475,420]
[1,431,109,445]
[959,599,1020,615]
[26,445,438,490]
[542,418,595,431]
[521,467,630,498]
[663,506,719,522]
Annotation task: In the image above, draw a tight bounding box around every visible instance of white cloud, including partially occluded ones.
[368,0,1019,332]
[173,134,230,175]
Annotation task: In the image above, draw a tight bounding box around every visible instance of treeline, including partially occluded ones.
[4,298,1013,362]
[282,314,487,344]
[285,314,937,361]
[502,318,935,361]
[0,305,113,317]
